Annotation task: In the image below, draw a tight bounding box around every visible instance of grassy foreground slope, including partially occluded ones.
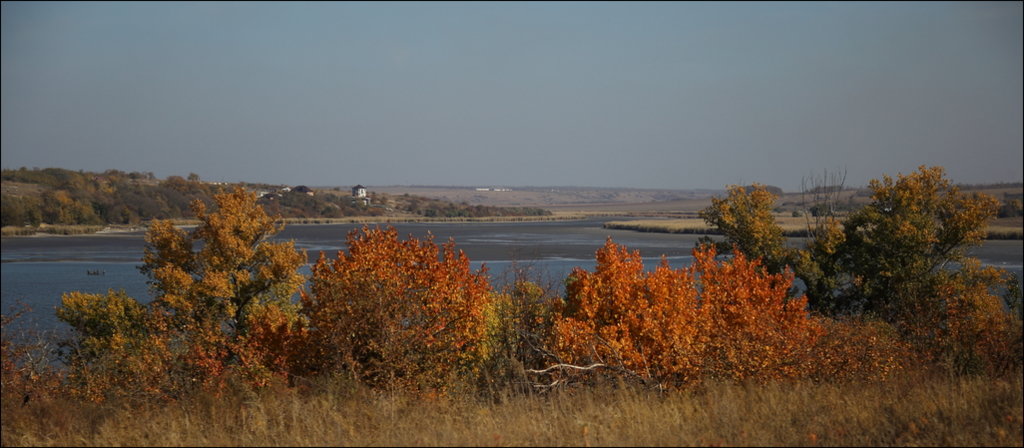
[3,372,1020,447]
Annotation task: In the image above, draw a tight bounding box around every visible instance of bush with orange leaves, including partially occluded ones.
[901,261,1024,376]
[806,317,911,382]
[301,226,492,393]
[550,239,824,389]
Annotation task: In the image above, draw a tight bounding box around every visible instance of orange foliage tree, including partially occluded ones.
[301,226,492,392]
[550,239,822,388]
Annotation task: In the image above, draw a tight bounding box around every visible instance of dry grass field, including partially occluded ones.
[604,216,812,235]
[3,371,1020,447]
[370,184,1022,214]
[604,215,1024,239]
[366,184,1021,239]
[368,185,721,210]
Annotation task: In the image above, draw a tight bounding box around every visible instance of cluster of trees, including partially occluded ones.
[2,168,228,226]
[0,168,550,228]
[2,166,1021,405]
[391,194,550,218]
[257,188,387,219]
[701,166,1021,373]
[999,196,1023,218]
[262,190,549,219]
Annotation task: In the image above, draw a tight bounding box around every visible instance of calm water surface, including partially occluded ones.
[4,219,1021,330]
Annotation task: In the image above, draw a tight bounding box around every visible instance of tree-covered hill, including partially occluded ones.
[1,167,550,228]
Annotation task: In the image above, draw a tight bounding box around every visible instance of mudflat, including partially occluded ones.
[3,219,703,263]
[4,219,1020,269]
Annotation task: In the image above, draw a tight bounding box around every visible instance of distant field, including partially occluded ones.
[368,185,722,210]
[605,215,1024,240]
[604,216,811,236]
[5,183,1018,237]
[368,184,1022,217]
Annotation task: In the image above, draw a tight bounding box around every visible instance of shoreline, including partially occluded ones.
[7,213,1022,241]
[603,219,1024,241]
[1,214,593,238]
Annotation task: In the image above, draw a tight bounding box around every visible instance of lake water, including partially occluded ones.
[3,219,1021,331]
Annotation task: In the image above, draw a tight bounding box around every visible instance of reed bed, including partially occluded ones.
[605,218,1024,240]
[604,217,812,237]
[1,225,107,237]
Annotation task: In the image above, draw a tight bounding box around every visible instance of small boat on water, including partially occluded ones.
[86,269,105,276]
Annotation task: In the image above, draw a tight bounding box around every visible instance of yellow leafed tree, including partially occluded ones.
[140,187,307,387]
[59,188,308,399]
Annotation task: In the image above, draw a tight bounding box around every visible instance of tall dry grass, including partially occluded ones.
[3,371,1020,446]
[604,217,814,237]
[0,225,107,237]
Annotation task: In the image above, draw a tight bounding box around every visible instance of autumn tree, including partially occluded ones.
[699,183,790,274]
[301,226,492,393]
[548,239,822,389]
[699,166,1019,374]
[140,187,307,386]
[56,290,176,402]
[142,187,305,330]
[827,166,1019,373]
[479,279,558,392]
[2,304,63,406]
[58,187,307,398]
[827,166,1001,316]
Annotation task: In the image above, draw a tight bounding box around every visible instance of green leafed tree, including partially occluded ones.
[699,183,790,274]
[828,166,1001,317]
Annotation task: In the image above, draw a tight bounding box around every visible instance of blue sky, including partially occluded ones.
[2,1,1021,191]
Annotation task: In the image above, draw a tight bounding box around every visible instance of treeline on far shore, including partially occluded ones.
[0,167,551,231]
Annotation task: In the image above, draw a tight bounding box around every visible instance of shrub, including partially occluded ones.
[301,226,492,394]
[550,240,822,389]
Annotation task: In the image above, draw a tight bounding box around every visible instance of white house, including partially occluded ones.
[352,185,367,198]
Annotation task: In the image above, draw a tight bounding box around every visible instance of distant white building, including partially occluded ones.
[352,184,369,205]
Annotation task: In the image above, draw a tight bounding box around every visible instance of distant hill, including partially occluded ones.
[0,168,551,228]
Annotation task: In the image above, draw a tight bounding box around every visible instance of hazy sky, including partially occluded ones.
[2,1,1021,191]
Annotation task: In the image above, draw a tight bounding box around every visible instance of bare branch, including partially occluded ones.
[526,363,607,375]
